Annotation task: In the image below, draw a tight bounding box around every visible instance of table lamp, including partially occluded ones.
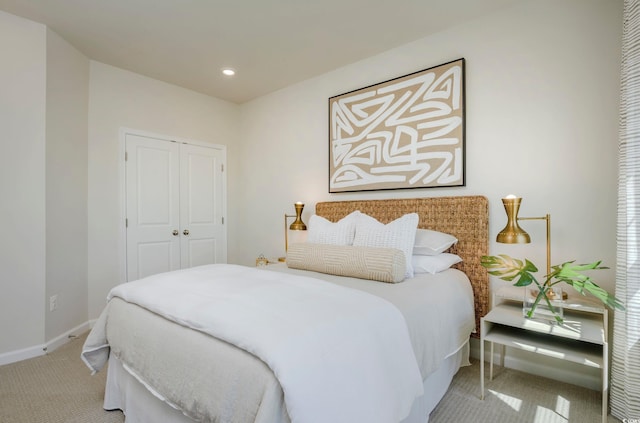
[279,202,307,262]
[497,195,551,276]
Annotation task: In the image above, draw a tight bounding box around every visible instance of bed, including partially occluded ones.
[82,196,489,423]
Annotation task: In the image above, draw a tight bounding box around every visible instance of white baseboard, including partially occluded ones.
[44,321,92,354]
[0,343,47,366]
[0,320,94,366]
[470,337,601,391]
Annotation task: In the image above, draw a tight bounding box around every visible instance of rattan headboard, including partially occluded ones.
[315,196,489,337]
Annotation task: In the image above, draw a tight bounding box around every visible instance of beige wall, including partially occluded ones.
[235,0,622,302]
[0,11,47,356]
[45,28,90,343]
[0,12,90,360]
[87,62,240,318]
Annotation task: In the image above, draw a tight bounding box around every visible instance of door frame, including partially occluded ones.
[118,127,228,283]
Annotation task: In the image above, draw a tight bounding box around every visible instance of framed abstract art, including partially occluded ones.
[329,58,465,193]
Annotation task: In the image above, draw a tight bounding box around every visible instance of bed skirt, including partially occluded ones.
[103,341,469,423]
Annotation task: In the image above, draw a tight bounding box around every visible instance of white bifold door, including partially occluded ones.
[125,133,226,281]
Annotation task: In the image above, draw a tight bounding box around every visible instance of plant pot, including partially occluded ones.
[523,286,564,323]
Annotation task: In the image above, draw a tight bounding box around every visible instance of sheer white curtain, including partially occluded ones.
[611,0,640,420]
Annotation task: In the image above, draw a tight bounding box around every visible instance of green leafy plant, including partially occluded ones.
[481,254,625,323]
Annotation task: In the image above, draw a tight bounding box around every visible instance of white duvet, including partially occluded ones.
[83,264,424,423]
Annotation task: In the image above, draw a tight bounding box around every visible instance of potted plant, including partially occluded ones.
[481,254,625,324]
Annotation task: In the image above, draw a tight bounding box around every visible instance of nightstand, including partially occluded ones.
[480,286,608,423]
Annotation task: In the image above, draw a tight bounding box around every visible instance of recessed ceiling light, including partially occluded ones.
[221,68,236,76]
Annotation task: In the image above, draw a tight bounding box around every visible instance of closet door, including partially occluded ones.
[179,143,226,267]
[125,134,181,281]
[125,132,226,282]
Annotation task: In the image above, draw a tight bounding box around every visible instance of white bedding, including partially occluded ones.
[269,263,476,379]
[83,263,475,423]
[102,342,469,423]
[84,264,424,423]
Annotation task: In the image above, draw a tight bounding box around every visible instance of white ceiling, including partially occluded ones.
[0,0,522,104]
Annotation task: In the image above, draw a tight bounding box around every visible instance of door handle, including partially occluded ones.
[172,230,179,236]
[183,229,190,236]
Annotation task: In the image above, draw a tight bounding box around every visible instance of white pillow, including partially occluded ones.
[412,253,462,274]
[307,210,360,245]
[413,229,458,256]
[353,212,419,278]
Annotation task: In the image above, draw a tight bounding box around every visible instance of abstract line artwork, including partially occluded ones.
[329,58,465,193]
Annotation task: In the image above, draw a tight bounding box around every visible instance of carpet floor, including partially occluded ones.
[0,334,123,423]
[430,358,620,423]
[0,332,621,423]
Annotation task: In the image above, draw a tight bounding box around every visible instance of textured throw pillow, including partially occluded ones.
[353,213,419,278]
[307,211,360,245]
[412,253,462,274]
[286,243,406,283]
[413,229,458,256]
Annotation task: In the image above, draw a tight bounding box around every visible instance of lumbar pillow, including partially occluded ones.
[412,253,462,274]
[413,229,458,256]
[286,243,406,283]
[353,213,419,278]
[307,210,360,245]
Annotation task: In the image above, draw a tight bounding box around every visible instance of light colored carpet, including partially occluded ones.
[0,333,123,423]
[431,359,621,423]
[0,332,621,423]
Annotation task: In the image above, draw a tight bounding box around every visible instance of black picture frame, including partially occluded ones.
[328,58,465,193]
